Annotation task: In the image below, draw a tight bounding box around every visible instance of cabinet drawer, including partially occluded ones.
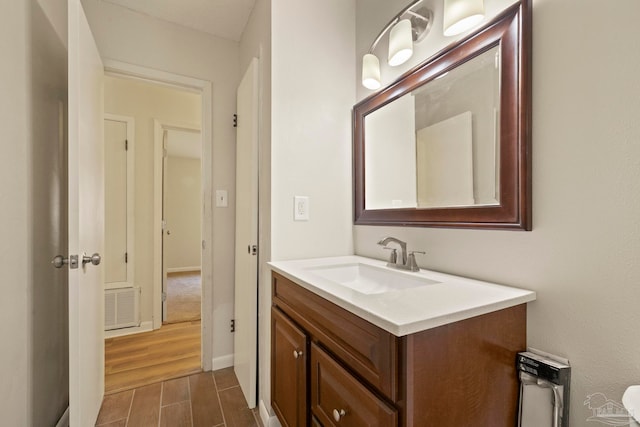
[272,273,398,399]
[311,343,397,427]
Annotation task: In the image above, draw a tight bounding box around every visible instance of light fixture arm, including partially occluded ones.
[367,0,428,54]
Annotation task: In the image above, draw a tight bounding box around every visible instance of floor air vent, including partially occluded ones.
[105,287,140,330]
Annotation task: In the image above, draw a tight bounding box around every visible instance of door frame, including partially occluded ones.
[103,59,214,370]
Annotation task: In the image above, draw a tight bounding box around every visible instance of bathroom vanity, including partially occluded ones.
[269,256,536,426]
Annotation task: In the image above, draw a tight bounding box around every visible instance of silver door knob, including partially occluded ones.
[82,253,101,266]
[51,255,68,268]
[333,409,346,422]
[52,254,79,269]
[293,350,303,359]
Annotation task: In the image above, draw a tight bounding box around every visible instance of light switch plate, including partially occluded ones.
[216,190,228,207]
[294,196,309,221]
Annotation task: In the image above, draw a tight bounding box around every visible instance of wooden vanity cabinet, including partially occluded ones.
[271,272,526,426]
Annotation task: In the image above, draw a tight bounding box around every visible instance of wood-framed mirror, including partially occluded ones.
[353,1,531,230]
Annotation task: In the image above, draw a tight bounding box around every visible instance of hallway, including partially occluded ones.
[96,369,262,427]
[105,321,201,394]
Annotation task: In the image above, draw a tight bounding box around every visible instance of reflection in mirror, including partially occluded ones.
[364,45,501,210]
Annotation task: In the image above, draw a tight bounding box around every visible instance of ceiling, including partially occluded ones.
[101,0,257,42]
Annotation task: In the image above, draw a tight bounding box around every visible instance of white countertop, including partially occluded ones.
[268,255,536,337]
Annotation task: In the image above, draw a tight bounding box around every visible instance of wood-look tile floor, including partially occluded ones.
[96,368,263,427]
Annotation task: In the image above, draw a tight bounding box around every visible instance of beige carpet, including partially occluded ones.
[165,271,201,324]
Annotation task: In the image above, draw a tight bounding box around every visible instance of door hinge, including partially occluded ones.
[125,252,128,263]
[230,319,235,333]
[125,139,128,151]
[202,240,206,250]
[248,245,258,256]
[233,114,238,128]
[162,292,167,302]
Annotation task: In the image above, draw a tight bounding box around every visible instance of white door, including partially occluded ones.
[234,57,259,408]
[68,0,105,424]
[104,115,134,290]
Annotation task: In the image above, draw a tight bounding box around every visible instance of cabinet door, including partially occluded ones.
[272,307,308,427]
[311,343,397,427]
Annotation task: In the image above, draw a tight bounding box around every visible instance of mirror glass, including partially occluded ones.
[364,46,501,210]
[353,2,531,230]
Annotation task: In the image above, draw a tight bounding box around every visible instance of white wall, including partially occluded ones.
[82,0,241,362]
[0,0,70,424]
[355,0,640,424]
[104,76,201,322]
[271,0,355,261]
[165,156,202,270]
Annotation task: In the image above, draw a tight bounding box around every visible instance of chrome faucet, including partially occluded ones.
[377,237,424,272]
[377,236,407,265]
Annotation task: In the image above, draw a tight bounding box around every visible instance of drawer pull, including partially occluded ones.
[332,409,346,422]
[293,350,303,359]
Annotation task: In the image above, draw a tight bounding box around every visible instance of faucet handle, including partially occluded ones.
[383,247,397,264]
[407,251,425,272]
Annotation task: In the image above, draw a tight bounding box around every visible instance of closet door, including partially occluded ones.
[104,115,134,289]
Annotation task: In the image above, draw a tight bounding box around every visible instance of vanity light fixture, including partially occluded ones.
[361,0,433,90]
[388,19,414,66]
[443,0,485,37]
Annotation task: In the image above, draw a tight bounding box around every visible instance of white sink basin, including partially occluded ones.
[307,262,440,295]
[269,255,537,335]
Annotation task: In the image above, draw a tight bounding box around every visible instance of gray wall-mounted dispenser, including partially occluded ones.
[517,349,571,427]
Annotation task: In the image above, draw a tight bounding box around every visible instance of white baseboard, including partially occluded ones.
[212,354,234,370]
[259,400,280,427]
[55,406,69,427]
[166,266,201,273]
[104,320,153,339]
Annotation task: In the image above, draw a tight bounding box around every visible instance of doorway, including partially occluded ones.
[102,66,213,392]
[161,127,203,325]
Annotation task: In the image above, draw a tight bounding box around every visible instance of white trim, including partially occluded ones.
[104,321,153,339]
[103,113,135,290]
[103,59,214,372]
[103,59,204,93]
[55,407,69,427]
[166,266,201,273]
[259,400,279,427]
[212,354,234,370]
[153,120,163,326]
